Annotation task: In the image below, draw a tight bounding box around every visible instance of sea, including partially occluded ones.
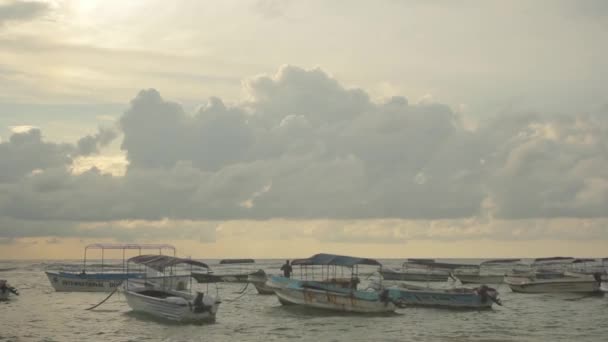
[0,259,606,342]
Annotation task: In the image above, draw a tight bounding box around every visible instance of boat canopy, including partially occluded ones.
[220,259,255,264]
[128,255,209,272]
[572,258,597,264]
[404,260,477,270]
[532,257,575,264]
[85,243,176,252]
[481,259,521,265]
[292,253,382,267]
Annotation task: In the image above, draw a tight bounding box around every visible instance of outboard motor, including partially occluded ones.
[593,272,602,284]
[192,292,209,313]
[476,285,502,306]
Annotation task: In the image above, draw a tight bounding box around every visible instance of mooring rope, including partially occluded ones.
[222,283,252,302]
[85,286,120,310]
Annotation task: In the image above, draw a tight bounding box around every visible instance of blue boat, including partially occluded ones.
[388,283,501,309]
[267,253,398,313]
[45,243,176,292]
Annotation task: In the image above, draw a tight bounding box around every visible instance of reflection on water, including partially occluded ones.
[0,260,607,342]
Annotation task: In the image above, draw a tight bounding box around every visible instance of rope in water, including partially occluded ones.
[85,285,120,310]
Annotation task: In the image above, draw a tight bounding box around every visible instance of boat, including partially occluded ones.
[387,283,501,309]
[381,259,475,282]
[453,259,521,284]
[267,253,397,313]
[45,243,176,292]
[0,280,19,301]
[123,255,221,323]
[505,272,603,294]
[247,269,275,295]
[192,259,256,283]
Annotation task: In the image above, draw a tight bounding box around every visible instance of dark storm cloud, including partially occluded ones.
[0,0,49,25]
[1,65,608,241]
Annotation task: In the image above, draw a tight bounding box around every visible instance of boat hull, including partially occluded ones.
[45,271,141,292]
[247,271,275,295]
[381,270,448,282]
[389,287,496,309]
[455,274,505,285]
[268,276,395,313]
[505,276,601,294]
[192,272,250,284]
[124,289,220,323]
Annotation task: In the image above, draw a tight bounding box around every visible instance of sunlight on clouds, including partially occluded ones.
[70,153,127,176]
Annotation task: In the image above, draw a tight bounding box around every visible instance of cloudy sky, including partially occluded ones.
[1,0,607,259]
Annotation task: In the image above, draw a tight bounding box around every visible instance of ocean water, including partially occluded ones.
[1,259,607,342]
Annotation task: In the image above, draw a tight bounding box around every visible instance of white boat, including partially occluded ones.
[192,259,256,284]
[247,269,275,295]
[453,259,520,284]
[46,243,176,292]
[505,273,602,294]
[388,283,501,309]
[0,280,19,301]
[123,255,221,323]
[381,259,476,282]
[268,253,397,313]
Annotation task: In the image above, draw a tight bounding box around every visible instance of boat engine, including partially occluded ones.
[593,272,602,284]
[476,285,501,306]
[192,291,214,313]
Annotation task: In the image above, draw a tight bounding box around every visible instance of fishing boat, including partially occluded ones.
[247,269,275,295]
[192,259,256,283]
[453,259,521,284]
[388,283,501,309]
[0,280,19,301]
[123,255,221,323]
[505,272,603,294]
[45,243,176,292]
[267,253,397,313]
[381,259,475,282]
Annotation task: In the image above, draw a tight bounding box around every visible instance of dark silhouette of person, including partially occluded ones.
[281,260,293,278]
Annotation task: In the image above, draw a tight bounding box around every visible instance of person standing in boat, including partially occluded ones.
[281,260,293,278]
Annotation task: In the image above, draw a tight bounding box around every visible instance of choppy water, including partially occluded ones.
[1,259,607,342]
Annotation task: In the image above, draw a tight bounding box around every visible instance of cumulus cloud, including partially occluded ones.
[1,65,608,242]
[0,0,49,26]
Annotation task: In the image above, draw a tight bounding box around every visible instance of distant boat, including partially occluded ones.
[45,243,176,292]
[247,269,275,295]
[388,282,501,309]
[192,259,256,284]
[381,259,476,282]
[123,255,221,323]
[0,279,19,301]
[505,272,603,294]
[267,253,397,313]
[453,259,521,284]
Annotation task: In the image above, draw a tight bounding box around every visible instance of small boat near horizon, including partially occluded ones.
[45,243,176,292]
[192,259,256,284]
[123,255,221,323]
[381,259,476,282]
[453,259,521,284]
[505,272,603,294]
[0,279,19,301]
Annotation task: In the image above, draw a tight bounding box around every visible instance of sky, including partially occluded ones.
[0,0,607,259]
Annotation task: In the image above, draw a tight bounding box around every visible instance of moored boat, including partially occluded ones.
[453,259,520,284]
[45,243,176,292]
[247,269,275,295]
[505,273,603,294]
[123,255,221,323]
[0,280,19,301]
[381,259,476,282]
[268,253,397,313]
[388,283,501,309]
[192,259,256,283]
